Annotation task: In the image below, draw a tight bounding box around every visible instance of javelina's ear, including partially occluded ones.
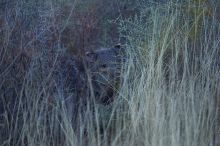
[85,51,97,62]
[114,43,121,49]
[114,43,125,55]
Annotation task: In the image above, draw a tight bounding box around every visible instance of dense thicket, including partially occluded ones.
[0,0,219,146]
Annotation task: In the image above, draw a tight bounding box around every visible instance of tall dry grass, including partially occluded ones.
[0,0,219,146]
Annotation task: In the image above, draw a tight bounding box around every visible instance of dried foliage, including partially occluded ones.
[0,0,219,146]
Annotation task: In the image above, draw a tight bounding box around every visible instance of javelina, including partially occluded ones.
[56,44,125,110]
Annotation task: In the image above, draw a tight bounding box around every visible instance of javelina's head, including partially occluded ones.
[85,44,125,104]
[86,44,124,81]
